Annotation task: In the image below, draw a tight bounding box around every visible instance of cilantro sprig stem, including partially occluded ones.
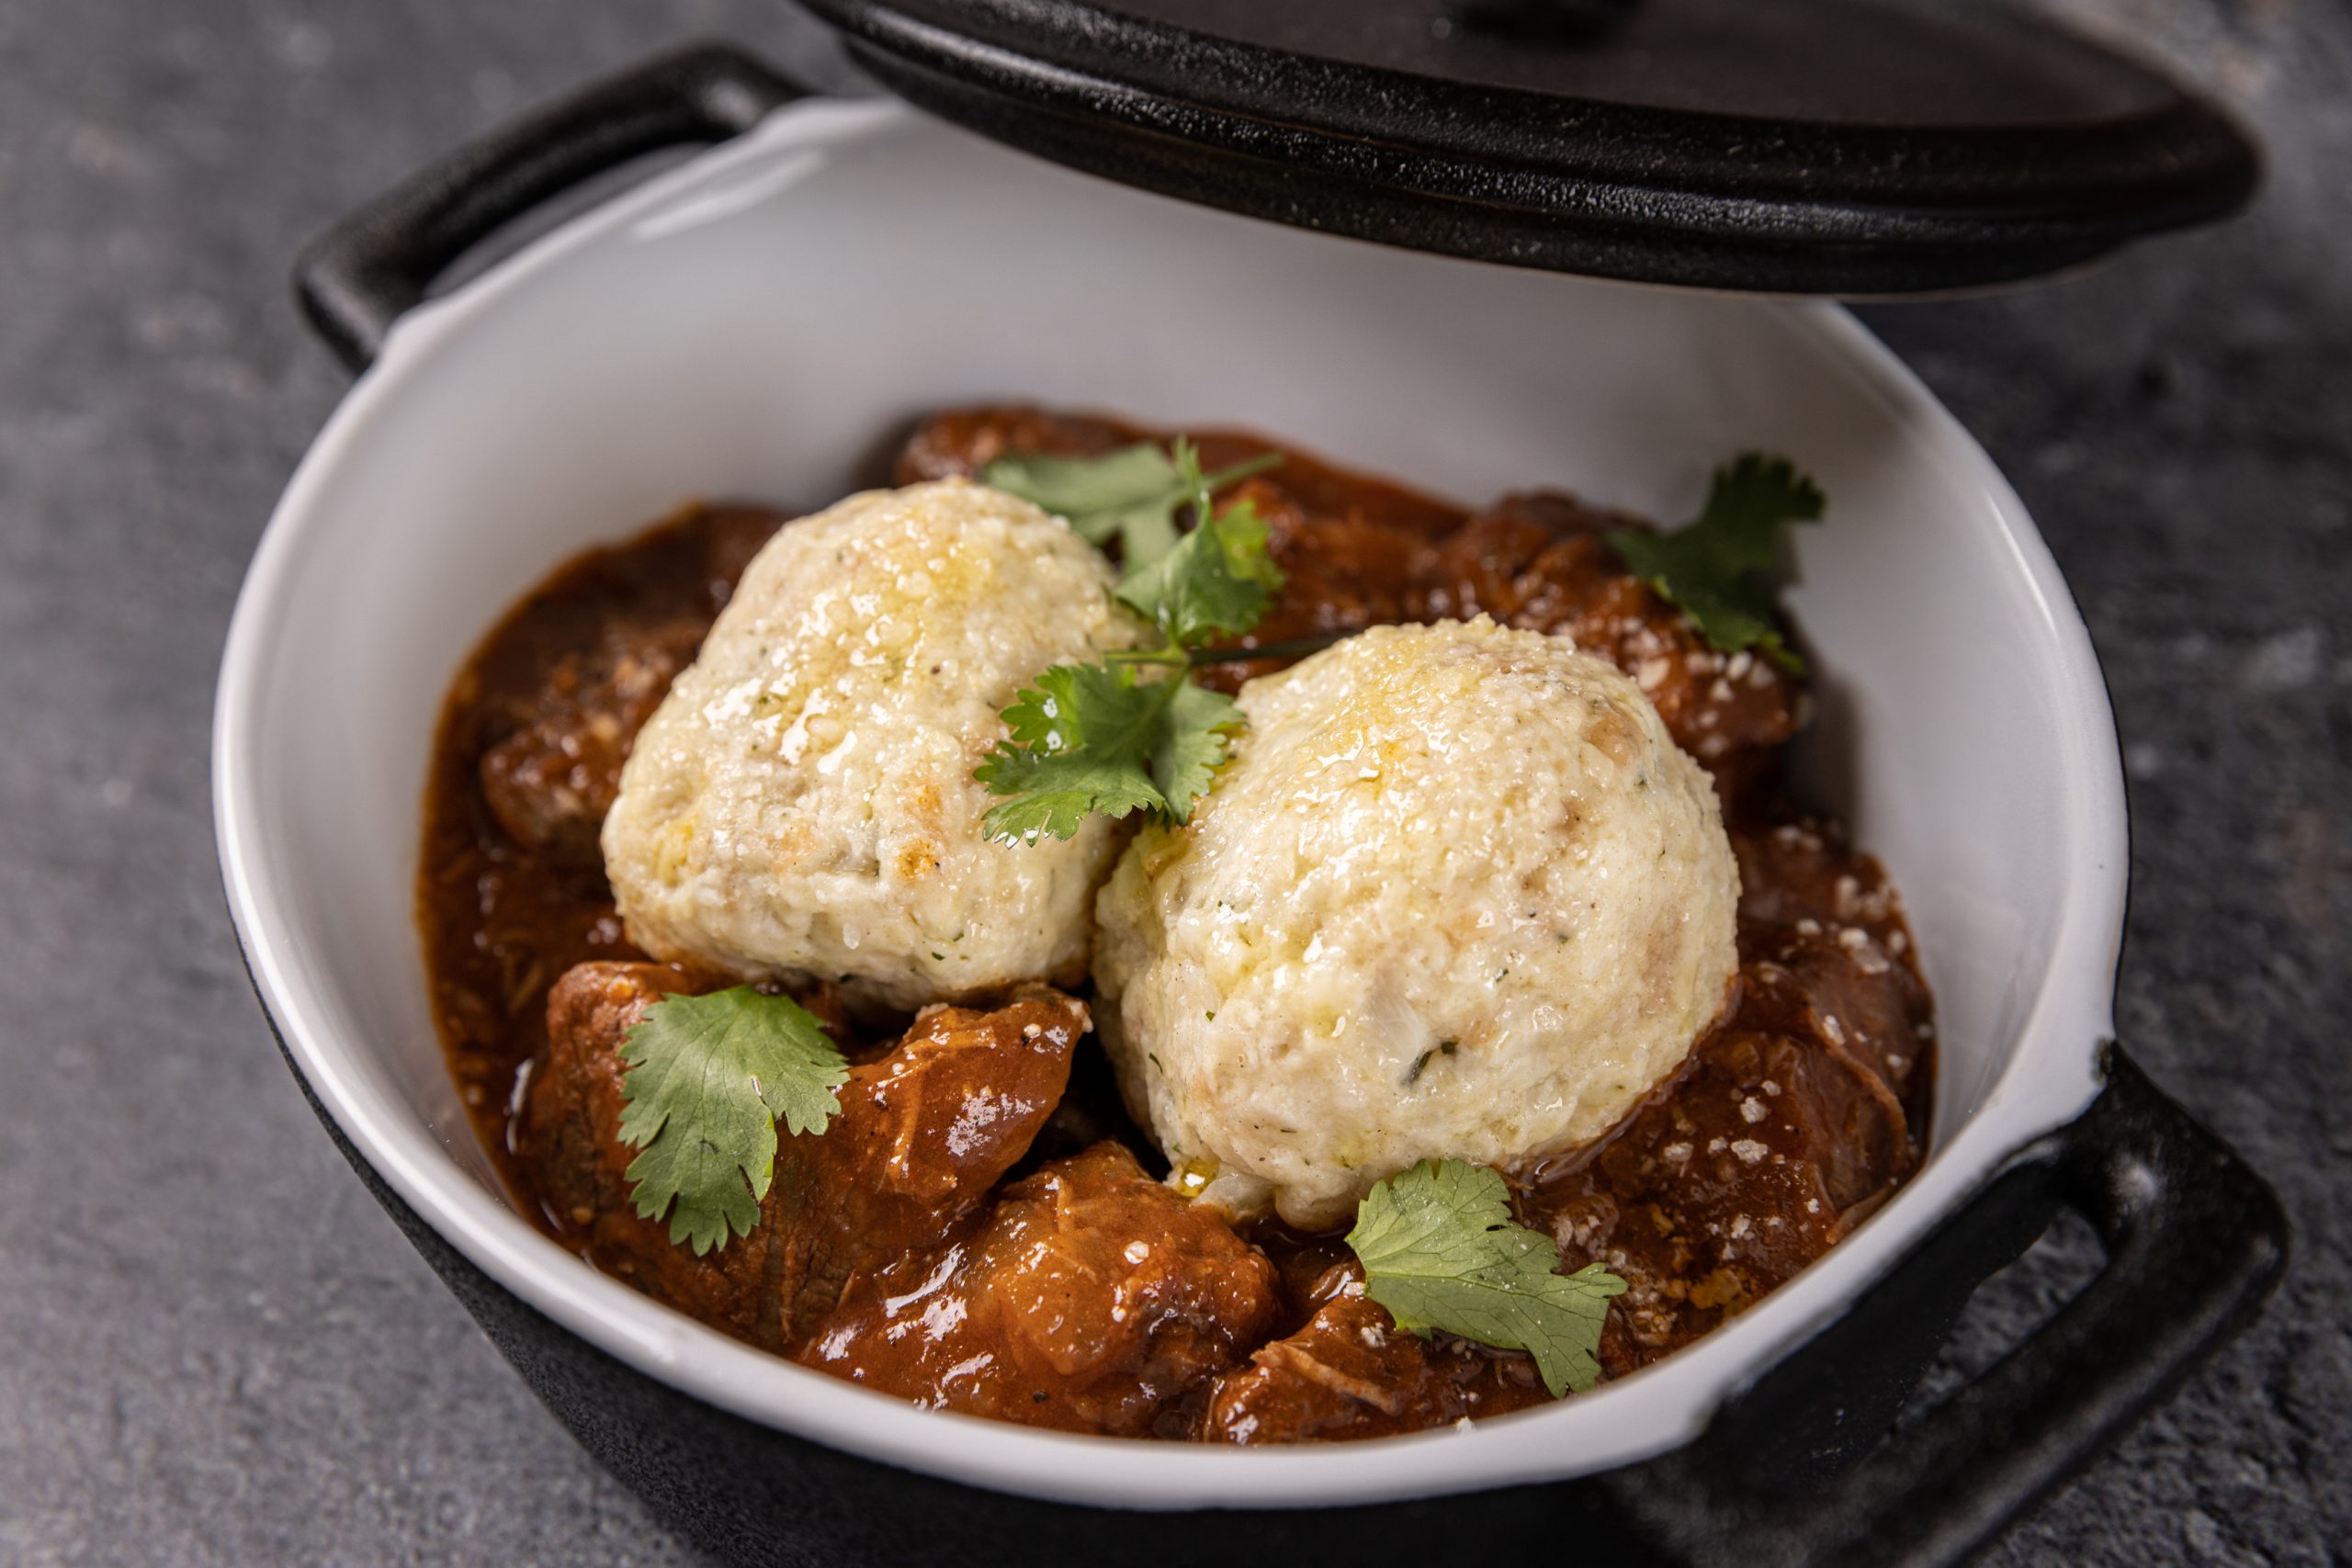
[1182,633,1346,667]
[1192,449,1284,504]
[1093,633,1347,671]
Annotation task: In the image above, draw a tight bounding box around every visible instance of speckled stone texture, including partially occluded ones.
[0,0,2341,1563]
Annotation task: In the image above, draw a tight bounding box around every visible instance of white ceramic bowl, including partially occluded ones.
[213,97,2127,1510]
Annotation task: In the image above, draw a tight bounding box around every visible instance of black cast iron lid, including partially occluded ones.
[794,0,2259,293]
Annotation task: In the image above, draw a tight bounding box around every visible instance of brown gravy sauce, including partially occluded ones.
[419,409,1934,1439]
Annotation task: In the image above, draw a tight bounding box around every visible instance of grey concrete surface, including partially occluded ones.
[0,1,2342,1563]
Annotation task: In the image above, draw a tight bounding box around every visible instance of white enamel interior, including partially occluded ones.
[213,100,2126,1509]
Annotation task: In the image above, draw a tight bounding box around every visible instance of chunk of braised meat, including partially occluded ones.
[1415,491,1637,620]
[893,406,1142,483]
[478,621,698,861]
[476,506,778,864]
[1733,820,1935,1126]
[1197,1261,1549,1444]
[1739,931,1929,1150]
[515,961,1083,1351]
[1257,1231,1356,1337]
[1520,1029,1874,1372]
[518,963,767,1337]
[1419,491,1803,812]
[1736,818,1920,954]
[801,1143,1283,1436]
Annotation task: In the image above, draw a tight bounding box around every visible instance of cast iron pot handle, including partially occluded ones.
[293,43,804,373]
[1636,1047,2290,1568]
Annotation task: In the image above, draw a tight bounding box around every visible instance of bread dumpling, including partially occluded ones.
[1093,616,1740,1228]
[604,479,1147,1010]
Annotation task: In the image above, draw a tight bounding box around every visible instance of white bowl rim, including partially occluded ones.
[213,100,2126,1511]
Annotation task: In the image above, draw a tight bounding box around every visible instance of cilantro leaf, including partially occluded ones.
[1348,1158,1627,1398]
[1608,453,1824,672]
[984,444,1186,565]
[975,662,1241,842]
[1149,679,1243,824]
[983,440,1281,570]
[615,987,849,1255]
[1116,499,1286,649]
